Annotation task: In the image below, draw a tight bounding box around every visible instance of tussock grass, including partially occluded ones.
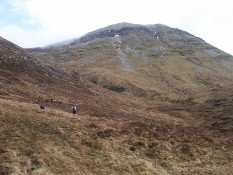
[0,98,233,174]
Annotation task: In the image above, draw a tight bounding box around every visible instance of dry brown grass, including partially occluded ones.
[1,98,232,175]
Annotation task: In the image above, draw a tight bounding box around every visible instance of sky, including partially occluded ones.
[0,0,233,55]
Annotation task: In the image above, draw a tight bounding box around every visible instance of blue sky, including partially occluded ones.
[0,0,233,55]
[0,0,39,30]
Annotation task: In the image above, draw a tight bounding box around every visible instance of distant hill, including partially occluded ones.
[30,23,233,103]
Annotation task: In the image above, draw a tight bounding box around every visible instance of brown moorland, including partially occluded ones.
[1,23,233,174]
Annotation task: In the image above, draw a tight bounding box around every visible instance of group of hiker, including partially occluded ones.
[39,99,77,114]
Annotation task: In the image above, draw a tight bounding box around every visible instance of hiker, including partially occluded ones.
[40,103,45,109]
[72,105,77,114]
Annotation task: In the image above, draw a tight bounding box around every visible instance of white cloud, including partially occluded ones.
[0,25,44,47]
[0,4,4,12]
[1,0,233,55]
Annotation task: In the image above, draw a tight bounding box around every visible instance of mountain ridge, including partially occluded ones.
[29,23,233,58]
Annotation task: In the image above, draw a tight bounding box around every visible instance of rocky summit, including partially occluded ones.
[1,23,233,175]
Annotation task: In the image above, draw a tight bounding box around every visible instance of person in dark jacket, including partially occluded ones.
[40,104,45,109]
[72,105,77,114]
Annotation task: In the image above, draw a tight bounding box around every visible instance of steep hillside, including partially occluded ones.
[30,23,233,103]
[0,36,91,106]
[0,36,59,99]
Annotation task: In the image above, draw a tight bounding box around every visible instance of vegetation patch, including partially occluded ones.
[103,84,126,93]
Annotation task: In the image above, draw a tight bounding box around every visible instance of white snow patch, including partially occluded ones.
[115,34,119,37]
[157,36,159,40]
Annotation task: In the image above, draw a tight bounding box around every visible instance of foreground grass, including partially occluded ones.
[0,99,157,175]
[0,98,232,175]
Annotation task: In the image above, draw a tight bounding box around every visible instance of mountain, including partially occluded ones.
[29,22,233,137]
[1,23,233,174]
[29,22,233,142]
[30,23,233,103]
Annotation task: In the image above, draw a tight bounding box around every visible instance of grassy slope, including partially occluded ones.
[1,98,233,175]
[2,25,233,174]
[32,28,233,103]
